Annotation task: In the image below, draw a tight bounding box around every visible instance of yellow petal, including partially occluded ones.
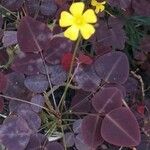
[98,5,105,12]
[83,9,97,23]
[64,25,79,41]
[95,7,99,14]
[59,11,73,27]
[101,1,106,5]
[91,0,97,6]
[80,24,95,39]
[69,2,85,16]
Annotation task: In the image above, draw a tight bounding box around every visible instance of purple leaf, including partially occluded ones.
[101,107,141,146]
[74,65,101,92]
[93,40,112,56]
[17,109,41,131]
[25,0,40,17]
[104,83,126,98]
[49,65,67,85]
[96,18,126,50]
[92,87,123,114]
[44,37,72,65]
[64,132,75,147]
[11,53,41,75]
[38,63,67,85]
[74,134,91,150]
[71,90,91,113]
[5,72,31,99]
[17,103,32,112]
[0,72,7,92]
[25,0,57,21]
[45,142,64,150]
[1,0,24,11]
[0,115,32,150]
[24,74,49,93]
[9,101,31,113]
[17,16,52,53]
[2,31,17,47]
[31,94,44,113]
[73,119,82,134]
[40,0,58,17]
[25,133,48,150]
[81,115,104,148]
[108,0,131,9]
[132,0,150,17]
[94,51,129,84]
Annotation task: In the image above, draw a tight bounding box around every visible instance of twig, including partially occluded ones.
[122,99,130,109]
[39,51,57,110]
[0,5,18,18]
[130,71,145,101]
[0,113,7,118]
[0,94,48,111]
[60,126,67,150]
[105,10,116,18]
[46,83,80,97]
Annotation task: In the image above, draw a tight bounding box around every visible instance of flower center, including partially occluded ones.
[74,15,85,26]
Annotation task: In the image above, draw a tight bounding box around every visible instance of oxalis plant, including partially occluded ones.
[0,0,150,150]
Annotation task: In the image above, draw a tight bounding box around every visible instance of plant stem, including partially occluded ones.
[58,36,81,110]
[0,113,7,118]
[0,5,18,18]
[60,126,67,150]
[0,94,48,111]
[0,94,59,118]
[39,51,57,110]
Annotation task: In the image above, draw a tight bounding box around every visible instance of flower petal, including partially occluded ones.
[64,25,79,41]
[91,0,97,6]
[83,9,97,23]
[95,7,100,14]
[98,5,105,12]
[101,1,106,5]
[59,11,73,27]
[69,2,85,16]
[80,24,95,39]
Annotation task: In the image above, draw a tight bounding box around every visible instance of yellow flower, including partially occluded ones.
[91,0,106,14]
[59,2,97,41]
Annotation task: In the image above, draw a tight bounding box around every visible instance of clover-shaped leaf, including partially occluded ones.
[17,16,52,53]
[94,51,129,84]
[101,107,141,146]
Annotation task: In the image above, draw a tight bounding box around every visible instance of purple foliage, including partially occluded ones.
[94,51,129,84]
[1,0,24,11]
[0,115,32,150]
[1,0,149,149]
[101,107,141,146]
[2,31,17,47]
[11,53,41,75]
[24,74,49,93]
[81,115,104,148]
[92,87,123,114]
[31,94,44,112]
[17,16,52,53]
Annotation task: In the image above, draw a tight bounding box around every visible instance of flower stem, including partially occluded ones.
[58,36,81,110]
